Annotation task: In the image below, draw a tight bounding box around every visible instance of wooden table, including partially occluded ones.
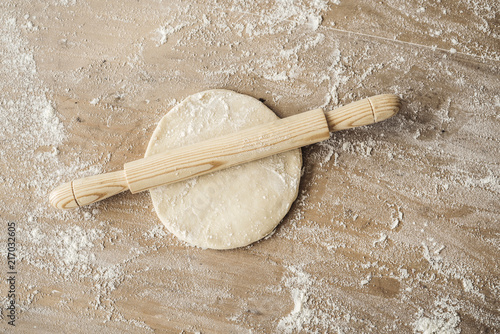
[1,0,498,332]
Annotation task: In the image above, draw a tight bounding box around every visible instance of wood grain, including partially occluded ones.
[50,95,398,209]
[125,108,330,193]
[325,94,401,131]
[1,0,499,333]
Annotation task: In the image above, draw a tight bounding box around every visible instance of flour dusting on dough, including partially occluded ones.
[145,90,302,249]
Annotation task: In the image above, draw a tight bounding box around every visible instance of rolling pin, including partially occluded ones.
[49,94,401,209]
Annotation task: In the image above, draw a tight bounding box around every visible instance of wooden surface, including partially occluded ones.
[0,0,499,333]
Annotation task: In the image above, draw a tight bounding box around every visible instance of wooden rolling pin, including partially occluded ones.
[49,94,401,209]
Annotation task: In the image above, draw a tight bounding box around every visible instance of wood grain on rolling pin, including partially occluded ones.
[124,108,330,193]
[49,95,400,209]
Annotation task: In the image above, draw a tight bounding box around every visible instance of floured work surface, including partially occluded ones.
[1,0,499,333]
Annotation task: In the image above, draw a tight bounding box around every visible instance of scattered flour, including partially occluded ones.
[389,204,404,230]
[18,225,103,278]
[153,22,188,46]
[373,233,388,246]
[0,0,498,332]
[413,298,461,334]
[277,266,314,333]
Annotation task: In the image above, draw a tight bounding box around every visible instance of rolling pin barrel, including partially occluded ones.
[124,108,330,193]
[49,94,401,209]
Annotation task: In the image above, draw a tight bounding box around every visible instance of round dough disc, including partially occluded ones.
[145,89,302,249]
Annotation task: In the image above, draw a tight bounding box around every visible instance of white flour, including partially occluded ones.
[0,0,498,332]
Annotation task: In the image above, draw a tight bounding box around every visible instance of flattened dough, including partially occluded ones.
[145,90,302,249]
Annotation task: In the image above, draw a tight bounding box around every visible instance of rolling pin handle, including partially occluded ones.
[49,170,129,210]
[49,181,79,210]
[325,94,400,132]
